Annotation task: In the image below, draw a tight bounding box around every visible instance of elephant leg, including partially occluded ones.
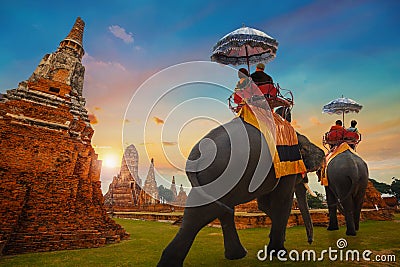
[340,197,357,236]
[325,186,339,231]
[353,183,367,231]
[218,209,247,260]
[257,175,296,254]
[353,201,362,232]
[157,204,218,267]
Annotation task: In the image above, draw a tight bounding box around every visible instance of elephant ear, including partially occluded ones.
[296,132,325,172]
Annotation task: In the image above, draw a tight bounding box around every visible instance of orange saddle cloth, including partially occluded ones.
[238,104,307,178]
[319,142,357,186]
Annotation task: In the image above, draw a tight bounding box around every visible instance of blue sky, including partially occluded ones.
[1,0,399,193]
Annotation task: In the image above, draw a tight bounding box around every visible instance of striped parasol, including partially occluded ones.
[211,26,278,73]
[322,96,363,124]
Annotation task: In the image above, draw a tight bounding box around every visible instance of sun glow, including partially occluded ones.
[102,154,119,168]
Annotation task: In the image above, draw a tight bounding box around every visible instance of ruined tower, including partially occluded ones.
[119,144,141,186]
[104,144,143,208]
[174,184,188,206]
[170,176,177,201]
[142,158,159,205]
[0,17,128,255]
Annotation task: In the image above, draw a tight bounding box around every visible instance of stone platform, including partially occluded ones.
[112,208,394,229]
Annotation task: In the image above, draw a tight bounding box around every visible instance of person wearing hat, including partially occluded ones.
[250,63,273,86]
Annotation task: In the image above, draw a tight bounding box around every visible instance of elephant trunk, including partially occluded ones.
[295,181,313,244]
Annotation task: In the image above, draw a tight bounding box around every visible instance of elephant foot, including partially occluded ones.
[225,246,247,260]
[327,225,339,231]
[346,230,357,236]
[157,258,182,267]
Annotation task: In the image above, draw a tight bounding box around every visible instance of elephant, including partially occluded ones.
[320,149,369,236]
[157,114,325,267]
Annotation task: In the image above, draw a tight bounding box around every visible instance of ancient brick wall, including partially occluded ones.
[0,17,128,255]
[363,180,388,209]
[0,97,128,255]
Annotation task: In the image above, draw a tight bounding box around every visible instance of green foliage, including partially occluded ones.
[158,185,174,202]
[1,215,399,266]
[391,177,400,200]
[370,177,400,200]
[369,178,391,194]
[307,191,326,209]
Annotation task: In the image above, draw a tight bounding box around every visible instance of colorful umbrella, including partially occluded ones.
[211,26,278,73]
[322,96,363,124]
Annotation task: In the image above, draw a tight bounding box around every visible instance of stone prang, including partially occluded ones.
[0,17,129,255]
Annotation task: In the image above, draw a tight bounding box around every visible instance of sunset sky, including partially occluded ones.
[1,1,399,194]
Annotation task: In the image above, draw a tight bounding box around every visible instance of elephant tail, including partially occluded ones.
[186,171,234,215]
[295,180,313,244]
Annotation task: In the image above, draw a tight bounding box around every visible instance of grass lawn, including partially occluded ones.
[1,214,399,267]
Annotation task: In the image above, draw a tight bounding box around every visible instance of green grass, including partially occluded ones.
[1,214,399,267]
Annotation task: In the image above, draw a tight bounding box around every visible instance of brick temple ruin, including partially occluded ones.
[0,17,129,255]
[103,144,159,210]
[104,144,188,211]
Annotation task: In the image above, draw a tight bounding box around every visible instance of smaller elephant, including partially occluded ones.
[319,149,369,236]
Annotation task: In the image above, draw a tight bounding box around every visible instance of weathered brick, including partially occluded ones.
[0,17,128,255]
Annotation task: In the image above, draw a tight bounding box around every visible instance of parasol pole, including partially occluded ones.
[245,45,250,74]
[341,94,345,126]
[342,111,345,127]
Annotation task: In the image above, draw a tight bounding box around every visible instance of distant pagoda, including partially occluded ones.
[142,158,159,205]
[104,144,143,209]
[104,146,160,210]
[174,184,188,206]
[170,176,178,201]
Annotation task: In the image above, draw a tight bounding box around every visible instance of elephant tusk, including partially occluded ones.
[304,183,317,197]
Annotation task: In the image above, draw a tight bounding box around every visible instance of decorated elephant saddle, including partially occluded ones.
[237,104,307,178]
[319,142,358,186]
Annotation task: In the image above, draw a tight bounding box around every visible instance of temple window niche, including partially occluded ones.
[49,87,60,94]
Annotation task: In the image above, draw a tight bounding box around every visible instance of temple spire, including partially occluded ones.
[170,176,177,200]
[58,17,85,59]
[143,158,158,204]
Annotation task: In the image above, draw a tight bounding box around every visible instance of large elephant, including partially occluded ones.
[321,149,369,236]
[157,115,325,267]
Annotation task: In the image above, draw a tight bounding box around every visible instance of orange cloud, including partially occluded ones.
[88,113,98,124]
[309,116,321,126]
[153,116,164,125]
[162,141,177,146]
[94,106,102,111]
[291,119,301,129]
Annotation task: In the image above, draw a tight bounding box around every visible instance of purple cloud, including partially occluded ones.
[108,25,134,44]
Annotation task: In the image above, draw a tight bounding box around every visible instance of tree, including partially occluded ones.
[369,178,391,194]
[307,191,326,209]
[391,177,400,200]
[158,185,174,203]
